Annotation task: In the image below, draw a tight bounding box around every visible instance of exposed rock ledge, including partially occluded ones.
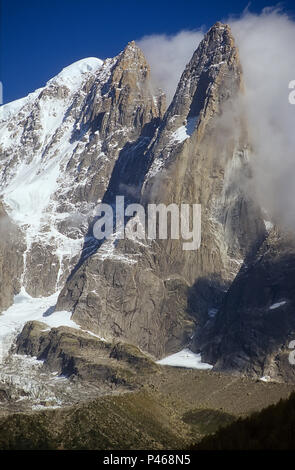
[15,321,158,386]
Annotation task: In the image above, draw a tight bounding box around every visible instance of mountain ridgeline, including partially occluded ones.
[1,22,295,383]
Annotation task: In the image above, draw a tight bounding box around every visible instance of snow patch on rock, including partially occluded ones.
[157,348,213,370]
[269,300,287,310]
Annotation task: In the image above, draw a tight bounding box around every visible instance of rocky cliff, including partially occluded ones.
[0,22,293,383]
[0,201,25,310]
[56,23,265,358]
[201,227,295,382]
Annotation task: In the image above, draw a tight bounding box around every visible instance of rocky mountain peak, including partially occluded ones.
[193,21,236,64]
[163,21,241,133]
[112,40,150,80]
[120,40,146,62]
[206,21,234,43]
[54,21,265,360]
[143,20,243,195]
[76,40,164,143]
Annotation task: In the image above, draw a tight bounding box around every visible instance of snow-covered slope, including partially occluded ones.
[0,57,105,295]
[46,57,103,90]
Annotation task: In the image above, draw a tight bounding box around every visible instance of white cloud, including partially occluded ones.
[137,30,203,103]
[138,9,295,232]
[229,8,295,229]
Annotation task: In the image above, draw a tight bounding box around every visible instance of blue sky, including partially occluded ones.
[1,0,295,103]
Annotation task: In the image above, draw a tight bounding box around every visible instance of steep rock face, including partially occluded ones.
[56,23,265,358]
[0,45,163,299]
[142,22,265,276]
[15,320,157,385]
[57,238,193,357]
[201,227,295,382]
[0,201,25,310]
[61,41,165,208]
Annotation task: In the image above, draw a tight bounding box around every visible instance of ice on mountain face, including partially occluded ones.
[209,60,225,69]
[269,300,287,310]
[0,57,103,148]
[146,115,199,178]
[157,348,213,370]
[0,285,108,355]
[260,375,272,382]
[0,89,42,122]
[2,131,84,290]
[171,125,189,143]
[0,289,72,363]
[264,220,274,232]
[208,308,218,318]
[0,96,31,121]
[4,157,60,226]
[147,157,164,177]
[0,286,106,353]
[171,116,199,143]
